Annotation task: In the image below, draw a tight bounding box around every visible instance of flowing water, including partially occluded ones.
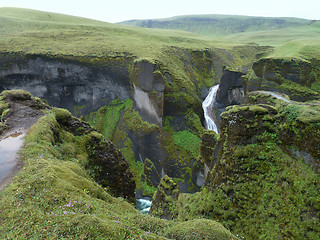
[0,132,25,183]
[136,198,152,214]
[257,91,293,103]
[202,85,219,133]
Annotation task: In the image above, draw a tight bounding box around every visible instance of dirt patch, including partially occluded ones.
[0,95,47,190]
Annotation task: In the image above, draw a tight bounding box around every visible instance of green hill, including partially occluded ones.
[118,14,310,36]
[0,7,219,59]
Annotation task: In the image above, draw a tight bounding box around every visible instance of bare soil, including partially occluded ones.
[0,98,46,190]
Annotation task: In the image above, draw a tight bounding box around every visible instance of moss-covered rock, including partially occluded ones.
[85,131,136,203]
[150,175,180,220]
[249,57,320,101]
[200,130,218,167]
[53,108,72,123]
[165,219,239,240]
[1,89,32,101]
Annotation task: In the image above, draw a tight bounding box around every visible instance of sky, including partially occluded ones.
[0,0,319,23]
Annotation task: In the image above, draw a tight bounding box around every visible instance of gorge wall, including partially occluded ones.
[0,54,132,116]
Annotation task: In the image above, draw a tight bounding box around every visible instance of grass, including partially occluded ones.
[173,130,201,159]
[119,14,309,36]
[1,7,320,64]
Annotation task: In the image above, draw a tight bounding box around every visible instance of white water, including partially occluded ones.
[136,198,152,214]
[202,85,219,133]
[257,91,293,103]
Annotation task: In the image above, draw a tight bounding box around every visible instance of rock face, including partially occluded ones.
[0,54,131,116]
[200,130,217,168]
[215,69,244,107]
[132,60,164,124]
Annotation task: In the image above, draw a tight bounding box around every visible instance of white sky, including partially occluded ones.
[0,0,319,23]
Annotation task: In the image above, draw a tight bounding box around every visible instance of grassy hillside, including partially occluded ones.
[118,14,310,36]
[0,8,223,60]
[1,8,319,63]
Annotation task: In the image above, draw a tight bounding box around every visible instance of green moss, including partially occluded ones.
[172,142,320,239]
[53,108,72,122]
[310,80,320,93]
[73,104,86,116]
[172,130,201,159]
[280,79,320,101]
[1,89,32,101]
[282,104,320,124]
[165,219,238,240]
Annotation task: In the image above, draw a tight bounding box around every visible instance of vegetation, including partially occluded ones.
[0,92,237,239]
[163,96,320,239]
[1,7,320,239]
[86,99,159,197]
[119,14,309,36]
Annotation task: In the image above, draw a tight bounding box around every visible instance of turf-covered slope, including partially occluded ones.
[0,7,213,58]
[0,7,108,25]
[118,14,310,36]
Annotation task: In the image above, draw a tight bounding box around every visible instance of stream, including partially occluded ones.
[136,198,152,214]
[0,132,25,183]
[202,85,219,133]
[257,91,293,103]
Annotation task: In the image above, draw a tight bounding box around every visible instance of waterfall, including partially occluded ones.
[202,85,219,133]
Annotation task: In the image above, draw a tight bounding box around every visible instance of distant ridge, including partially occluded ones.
[118,14,310,36]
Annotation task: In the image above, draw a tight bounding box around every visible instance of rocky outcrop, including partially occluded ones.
[253,58,315,86]
[132,60,164,124]
[215,69,245,107]
[149,175,179,220]
[200,130,217,168]
[85,132,136,202]
[249,57,320,101]
[200,96,320,239]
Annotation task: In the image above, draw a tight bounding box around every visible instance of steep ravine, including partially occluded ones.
[2,48,318,199]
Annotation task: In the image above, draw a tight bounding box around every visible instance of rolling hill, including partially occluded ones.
[118,14,311,36]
